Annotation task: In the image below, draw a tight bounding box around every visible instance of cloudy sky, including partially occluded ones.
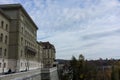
[0,0,120,59]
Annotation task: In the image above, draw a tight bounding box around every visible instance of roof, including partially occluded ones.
[39,41,55,49]
[0,8,10,20]
[0,4,38,29]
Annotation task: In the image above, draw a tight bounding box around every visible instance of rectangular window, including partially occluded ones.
[0,33,3,42]
[1,21,4,28]
[21,50,23,57]
[21,27,23,33]
[0,48,2,57]
[0,63,1,68]
[21,37,23,45]
[4,49,7,56]
[4,63,6,68]
[5,35,7,44]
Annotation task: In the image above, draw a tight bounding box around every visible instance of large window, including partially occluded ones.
[0,33,3,42]
[0,63,1,68]
[5,35,7,44]
[21,37,23,45]
[1,21,4,28]
[4,49,7,56]
[21,50,23,57]
[0,48,2,57]
[21,27,23,32]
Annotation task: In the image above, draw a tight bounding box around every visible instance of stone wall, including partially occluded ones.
[50,67,59,80]
[0,67,59,80]
[0,68,41,80]
[41,67,59,80]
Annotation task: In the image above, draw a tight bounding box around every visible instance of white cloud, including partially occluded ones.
[1,0,120,59]
[35,0,120,59]
[0,0,15,4]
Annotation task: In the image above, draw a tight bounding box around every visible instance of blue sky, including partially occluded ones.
[0,0,120,59]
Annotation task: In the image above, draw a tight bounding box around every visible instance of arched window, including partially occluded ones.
[21,27,23,33]
[6,24,8,31]
[0,33,3,42]
[0,63,1,68]
[21,50,23,57]
[5,35,7,44]
[21,37,23,45]
[1,21,4,28]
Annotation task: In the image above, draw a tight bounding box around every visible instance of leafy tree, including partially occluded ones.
[70,54,103,80]
[70,54,86,80]
[78,54,85,80]
[71,56,77,67]
[70,56,78,80]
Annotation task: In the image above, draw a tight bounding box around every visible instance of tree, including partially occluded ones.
[79,54,84,61]
[78,54,85,80]
[70,54,86,80]
[71,56,77,67]
[70,56,78,80]
[70,54,98,80]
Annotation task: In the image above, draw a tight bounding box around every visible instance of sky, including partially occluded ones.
[0,0,120,60]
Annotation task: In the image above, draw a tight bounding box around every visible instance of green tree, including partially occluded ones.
[70,56,78,80]
[111,66,120,80]
[70,54,98,80]
[70,54,86,80]
[78,54,85,80]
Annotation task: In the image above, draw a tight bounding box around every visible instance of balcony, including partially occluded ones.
[25,46,36,55]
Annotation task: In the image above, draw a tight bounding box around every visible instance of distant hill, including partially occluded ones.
[56,59,70,64]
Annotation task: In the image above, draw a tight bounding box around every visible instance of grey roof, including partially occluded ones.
[39,41,55,50]
[0,4,38,29]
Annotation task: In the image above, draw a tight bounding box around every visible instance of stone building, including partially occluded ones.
[39,42,56,68]
[0,9,10,73]
[0,4,41,73]
[37,41,44,68]
[0,4,40,72]
[0,4,56,73]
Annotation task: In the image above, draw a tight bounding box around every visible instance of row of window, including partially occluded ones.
[0,48,7,57]
[44,60,52,64]
[0,33,8,44]
[20,22,36,41]
[0,62,6,68]
[20,50,35,58]
[20,62,38,67]
[44,50,54,58]
[20,37,37,49]
[20,15,36,35]
[25,40,36,49]
[25,31,35,41]
[0,20,8,31]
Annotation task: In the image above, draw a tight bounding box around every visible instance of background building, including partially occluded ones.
[39,42,56,68]
[37,41,44,68]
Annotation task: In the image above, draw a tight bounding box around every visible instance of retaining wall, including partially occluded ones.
[0,67,59,80]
